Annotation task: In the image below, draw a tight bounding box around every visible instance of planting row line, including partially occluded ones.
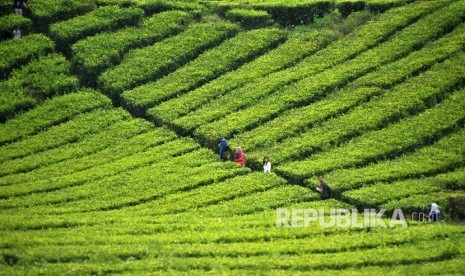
[98,21,239,97]
[49,5,144,48]
[0,127,177,187]
[171,0,443,133]
[230,22,465,153]
[317,126,465,192]
[257,50,465,168]
[0,224,461,269]
[121,28,287,115]
[278,87,465,179]
[2,237,459,274]
[192,0,465,145]
[1,150,247,214]
[343,167,465,206]
[129,172,286,216]
[0,53,79,122]
[0,118,154,176]
[0,91,111,145]
[0,138,202,199]
[71,10,192,83]
[148,26,341,124]
[0,34,54,79]
[0,108,130,163]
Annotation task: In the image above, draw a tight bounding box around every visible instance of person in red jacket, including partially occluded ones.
[234,147,246,167]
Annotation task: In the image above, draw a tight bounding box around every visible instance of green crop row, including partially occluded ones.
[148,27,339,124]
[0,34,54,79]
[0,140,204,204]
[134,0,207,15]
[132,172,286,215]
[0,91,111,145]
[193,1,465,145]
[336,0,415,16]
[100,239,462,272]
[193,184,319,218]
[71,11,192,83]
[98,21,239,97]
[257,50,465,169]
[0,14,32,40]
[1,204,461,245]
[0,108,130,163]
[0,138,201,201]
[0,118,153,176]
[278,87,465,179]
[316,126,465,192]
[57,162,246,214]
[382,191,465,216]
[0,128,177,187]
[2,246,463,275]
[231,22,465,154]
[1,151,247,213]
[343,167,465,206]
[0,223,459,268]
[171,0,445,132]
[214,0,332,26]
[225,9,272,29]
[133,226,459,258]
[49,6,144,49]
[28,0,95,27]
[0,53,79,122]
[122,28,286,115]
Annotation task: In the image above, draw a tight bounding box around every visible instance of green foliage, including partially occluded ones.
[98,21,239,97]
[1,0,465,273]
[0,91,111,145]
[122,28,286,115]
[0,14,32,40]
[239,21,465,163]
[71,10,192,84]
[0,128,178,187]
[172,0,443,133]
[49,6,144,49]
[0,34,54,79]
[0,53,79,121]
[148,27,340,125]
[0,108,130,163]
[28,0,96,27]
[278,88,465,180]
[225,9,272,29]
[318,127,465,192]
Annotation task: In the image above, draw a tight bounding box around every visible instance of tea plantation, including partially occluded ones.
[1,0,464,274]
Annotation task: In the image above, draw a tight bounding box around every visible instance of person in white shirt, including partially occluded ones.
[263,156,271,173]
[428,203,442,222]
[12,26,21,39]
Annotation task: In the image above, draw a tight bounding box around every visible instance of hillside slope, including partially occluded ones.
[0,0,464,274]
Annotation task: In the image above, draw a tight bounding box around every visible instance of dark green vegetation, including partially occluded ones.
[1,0,464,274]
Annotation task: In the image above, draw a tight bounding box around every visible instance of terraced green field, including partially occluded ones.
[1,0,464,274]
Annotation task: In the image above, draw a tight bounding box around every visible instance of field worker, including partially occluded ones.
[13,0,27,16]
[235,147,246,167]
[263,156,271,173]
[315,174,331,199]
[428,203,442,222]
[219,138,231,161]
[12,26,21,39]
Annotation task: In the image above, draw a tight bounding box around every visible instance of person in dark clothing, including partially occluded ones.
[315,174,331,199]
[219,138,231,161]
[13,0,27,16]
